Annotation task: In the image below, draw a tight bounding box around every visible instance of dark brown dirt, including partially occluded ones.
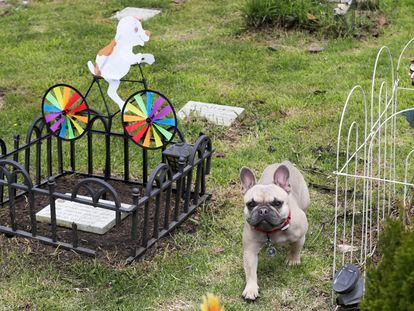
[0,174,199,265]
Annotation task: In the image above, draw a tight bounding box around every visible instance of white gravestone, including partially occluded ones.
[113,7,161,21]
[178,101,245,127]
[36,194,131,235]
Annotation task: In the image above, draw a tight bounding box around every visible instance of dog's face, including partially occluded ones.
[116,16,150,47]
[240,165,291,232]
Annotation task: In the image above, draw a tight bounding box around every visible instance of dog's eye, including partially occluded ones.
[246,200,257,210]
[271,199,283,208]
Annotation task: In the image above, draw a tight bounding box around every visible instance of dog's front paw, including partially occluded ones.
[285,256,301,266]
[242,283,259,301]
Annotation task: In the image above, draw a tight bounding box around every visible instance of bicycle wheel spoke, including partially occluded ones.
[149,96,165,118]
[125,120,146,134]
[146,92,153,116]
[69,117,85,135]
[126,102,146,118]
[50,116,64,132]
[133,95,147,117]
[154,118,175,126]
[67,102,87,115]
[44,104,61,113]
[123,114,145,122]
[64,92,81,110]
[152,125,163,147]
[59,118,67,138]
[132,124,149,143]
[71,114,88,123]
[66,118,75,139]
[152,105,173,121]
[46,92,61,110]
[63,86,70,104]
[154,124,173,140]
[54,87,64,108]
[45,112,61,123]
[143,127,151,147]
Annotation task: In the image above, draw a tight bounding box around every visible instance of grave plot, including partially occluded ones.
[0,115,213,263]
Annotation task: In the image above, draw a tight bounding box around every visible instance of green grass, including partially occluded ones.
[1,0,414,309]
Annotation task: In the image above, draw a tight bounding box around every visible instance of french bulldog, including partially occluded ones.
[240,161,310,301]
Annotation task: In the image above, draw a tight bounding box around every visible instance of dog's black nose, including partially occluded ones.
[259,208,268,215]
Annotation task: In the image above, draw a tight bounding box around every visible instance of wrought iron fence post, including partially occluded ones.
[124,136,130,181]
[130,188,140,257]
[57,138,63,174]
[8,181,16,231]
[174,156,186,219]
[142,200,150,247]
[143,149,148,185]
[13,134,19,163]
[47,134,52,177]
[131,188,140,241]
[87,129,93,175]
[104,130,111,180]
[163,169,172,230]
[70,140,75,172]
[0,139,6,204]
[183,161,192,213]
[36,137,42,185]
[12,135,19,199]
[29,191,36,237]
[48,177,57,242]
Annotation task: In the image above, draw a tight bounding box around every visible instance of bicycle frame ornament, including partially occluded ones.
[0,17,214,263]
[41,16,177,149]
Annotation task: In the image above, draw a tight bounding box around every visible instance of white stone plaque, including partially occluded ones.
[178,101,245,127]
[113,7,161,21]
[36,194,131,235]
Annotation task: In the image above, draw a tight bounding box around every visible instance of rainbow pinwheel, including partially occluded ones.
[42,84,90,140]
[122,90,177,149]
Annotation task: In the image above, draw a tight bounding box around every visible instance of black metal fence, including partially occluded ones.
[0,116,213,263]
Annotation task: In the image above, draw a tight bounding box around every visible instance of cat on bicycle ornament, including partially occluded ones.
[87,16,155,109]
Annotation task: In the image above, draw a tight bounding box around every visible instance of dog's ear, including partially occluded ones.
[240,167,256,195]
[274,165,291,193]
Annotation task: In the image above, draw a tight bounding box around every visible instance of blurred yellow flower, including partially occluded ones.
[200,293,224,311]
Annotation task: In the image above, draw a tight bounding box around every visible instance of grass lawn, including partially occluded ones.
[1,0,414,310]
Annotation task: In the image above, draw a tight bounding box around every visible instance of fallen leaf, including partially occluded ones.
[337,244,358,253]
[377,15,388,27]
[214,247,225,254]
[307,13,318,22]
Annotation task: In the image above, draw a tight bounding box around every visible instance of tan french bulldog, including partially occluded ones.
[240,161,310,301]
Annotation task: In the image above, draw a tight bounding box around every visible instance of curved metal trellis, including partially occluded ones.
[333,38,414,301]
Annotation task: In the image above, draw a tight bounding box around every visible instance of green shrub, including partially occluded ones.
[241,0,321,29]
[241,0,397,37]
[361,218,414,310]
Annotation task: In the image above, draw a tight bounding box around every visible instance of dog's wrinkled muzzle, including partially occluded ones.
[246,207,283,230]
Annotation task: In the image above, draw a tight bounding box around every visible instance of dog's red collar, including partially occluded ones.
[254,210,291,234]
